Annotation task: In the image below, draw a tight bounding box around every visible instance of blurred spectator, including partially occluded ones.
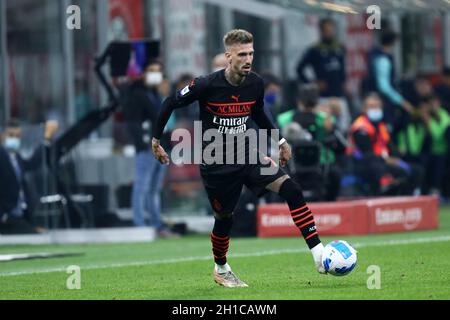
[291,84,342,201]
[296,18,351,134]
[295,85,342,200]
[363,30,413,129]
[121,61,178,238]
[401,74,434,108]
[434,66,450,111]
[293,84,335,140]
[261,73,282,122]
[396,109,428,167]
[397,79,450,193]
[420,95,450,196]
[0,119,58,234]
[277,84,334,136]
[320,97,351,134]
[211,53,228,72]
[347,93,422,196]
[297,18,346,98]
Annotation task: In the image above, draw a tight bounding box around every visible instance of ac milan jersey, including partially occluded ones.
[153,69,280,165]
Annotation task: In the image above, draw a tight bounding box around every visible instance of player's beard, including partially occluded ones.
[241,64,251,75]
[227,64,251,84]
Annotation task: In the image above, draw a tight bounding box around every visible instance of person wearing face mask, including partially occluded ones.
[347,93,423,196]
[262,74,282,121]
[0,118,59,234]
[122,60,178,238]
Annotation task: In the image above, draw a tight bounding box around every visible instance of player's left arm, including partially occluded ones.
[251,82,291,167]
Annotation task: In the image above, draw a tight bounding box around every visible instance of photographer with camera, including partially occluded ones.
[278,84,343,201]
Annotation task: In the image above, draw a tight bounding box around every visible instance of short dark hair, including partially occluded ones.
[319,17,335,31]
[381,30,398,46]
[298,84,319,109]
[261,72,281,89]
[146,59,163,69]
[363,92,382,104]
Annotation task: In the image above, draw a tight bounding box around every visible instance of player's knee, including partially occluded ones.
[213,211,233,220]
[278,178,304,202]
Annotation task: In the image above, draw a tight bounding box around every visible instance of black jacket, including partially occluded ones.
[0,146,45,220]
[297,41,346,97]
[121,82,161,152]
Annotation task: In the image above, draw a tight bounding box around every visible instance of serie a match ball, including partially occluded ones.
[322,240,357,276]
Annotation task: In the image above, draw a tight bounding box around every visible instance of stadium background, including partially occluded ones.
[1,0,450,300]
[1,0,450,221]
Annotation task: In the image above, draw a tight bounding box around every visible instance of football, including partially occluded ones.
[322,240,357,276]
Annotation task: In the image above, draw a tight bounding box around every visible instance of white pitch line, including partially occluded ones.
[1,235,450,278]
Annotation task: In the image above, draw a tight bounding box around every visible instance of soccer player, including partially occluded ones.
[151,29,325,288]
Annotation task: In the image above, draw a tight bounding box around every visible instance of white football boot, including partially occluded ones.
[213,263,248,288]
[311,243,327,274]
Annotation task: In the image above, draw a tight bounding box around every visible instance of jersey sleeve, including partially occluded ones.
[152,76,208,139]
[175,77,208,106]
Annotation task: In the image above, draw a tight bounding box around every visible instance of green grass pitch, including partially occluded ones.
[1,207,450,300]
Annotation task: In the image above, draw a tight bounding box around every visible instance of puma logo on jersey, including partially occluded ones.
[231,95,240,102]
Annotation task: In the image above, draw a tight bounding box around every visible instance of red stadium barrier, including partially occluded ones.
[366,196,439,233]
[257,196,439,238]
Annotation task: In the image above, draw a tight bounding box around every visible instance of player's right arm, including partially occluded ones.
[152,77,208,164]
